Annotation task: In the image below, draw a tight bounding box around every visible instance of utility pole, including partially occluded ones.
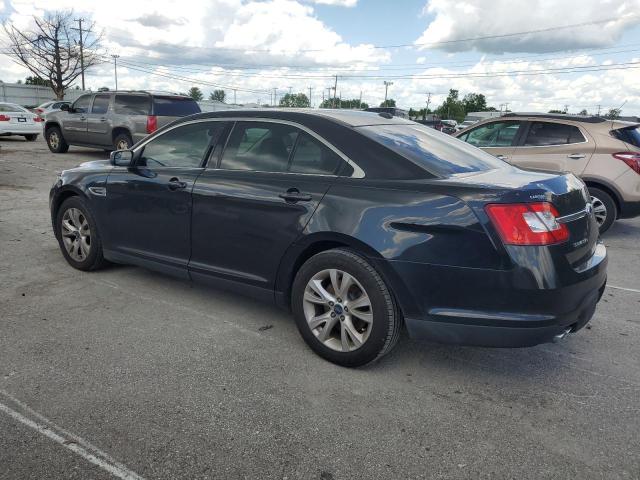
[73,18,85,90]
[233,89,237,105]
[383,81,393,105]
[596,105,602,116]
[288,86,293,95]
[308,86,313,108]
[111,55,119,90]
[425,92,432,114]
[273,88,277,106]
[359,91,362,109]
[504,102,509,113]
[332,75,338,108]
[326,87,332,108]
[564,104,569,113]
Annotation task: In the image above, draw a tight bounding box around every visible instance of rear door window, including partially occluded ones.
[152,97,201,116]
[114,95,150,115]
[461,121,522,147]
[523,122,586,146]
[91,94,110,114]
[220,122,299,172]
[289,133,344,175]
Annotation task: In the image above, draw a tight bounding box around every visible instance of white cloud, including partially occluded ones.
[416,57,426,64]
[307,0,357,6]
[416,0,640,53]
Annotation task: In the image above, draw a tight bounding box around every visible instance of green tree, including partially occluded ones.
[188,86,203,101]
[578,109,588,115]
[380,98,396,108]
[209,89,226,102]
[605,108,621,119]
[548,109,565,114]
[25,75,51,87]
[319,98,368,109]
[435,89,465,122]
[461,93,487,113]
[279,92,310,108]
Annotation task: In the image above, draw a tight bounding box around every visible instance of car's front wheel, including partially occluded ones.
[292,248,401,367]
[46,126,69,153]
[55,197,106,271]
[589,187,617,234]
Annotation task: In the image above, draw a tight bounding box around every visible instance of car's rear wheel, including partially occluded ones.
[292,248,401,367]
[589,187,616,234]
[55,197,106,271]
[46,126,69,153]
[113,132,133,151]
[24,134,37,141]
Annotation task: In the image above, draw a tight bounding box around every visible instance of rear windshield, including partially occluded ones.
[152,97,201,116]
[357,123,507,176]
[613,126,640,148]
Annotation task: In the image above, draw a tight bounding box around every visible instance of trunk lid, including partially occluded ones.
[450,168,597,266]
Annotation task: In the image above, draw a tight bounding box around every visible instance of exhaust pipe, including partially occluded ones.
[552,327,572,343]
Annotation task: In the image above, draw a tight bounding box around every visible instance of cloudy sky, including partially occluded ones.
[1,0,640,115]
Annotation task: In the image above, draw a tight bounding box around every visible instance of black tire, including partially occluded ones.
[46,126,69,153]
[113,132,133,151]
[55,196,106,271]
[588,187,616,234]
[24,134,38,141]
[291,248,402,367]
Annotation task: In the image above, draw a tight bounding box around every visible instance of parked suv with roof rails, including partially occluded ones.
[44,91,201,153]
[455,113,640,233]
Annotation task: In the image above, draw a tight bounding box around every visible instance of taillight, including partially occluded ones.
[33,116,44,122]
[0,114,10,121]
[613,152,640,174]
[35,108,44,113]
[485,202,569,246]
[146,115,157,134]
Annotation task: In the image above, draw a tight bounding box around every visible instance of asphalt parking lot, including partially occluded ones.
[1,136,639,480]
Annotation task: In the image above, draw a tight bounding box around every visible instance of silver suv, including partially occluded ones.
[44,91,201,153]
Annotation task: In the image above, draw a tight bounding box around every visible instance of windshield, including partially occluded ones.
[613,126,640,149]
[152,97,201,116]
[357,122,509,176]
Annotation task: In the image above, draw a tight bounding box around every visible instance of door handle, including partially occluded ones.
[567,153,586,159]
[279,188,312,202]
[168,178,187,191]
[99,117,107,122]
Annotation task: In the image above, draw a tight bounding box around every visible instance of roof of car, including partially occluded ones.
[186,108,415,127]
[503,112,608,123]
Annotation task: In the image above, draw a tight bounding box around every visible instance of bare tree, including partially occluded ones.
[3,11,102,99]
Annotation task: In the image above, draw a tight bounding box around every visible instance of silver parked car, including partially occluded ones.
[44,91,201,153]
[34,100,72,118]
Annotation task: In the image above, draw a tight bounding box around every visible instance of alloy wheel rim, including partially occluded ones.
[49,132,59,149]
[302,269,373,352]
[61,208,91,262]
[590,196,607,226]
[116,139,129,150]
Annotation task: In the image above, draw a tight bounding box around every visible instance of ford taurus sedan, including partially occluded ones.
[50,110,607,367]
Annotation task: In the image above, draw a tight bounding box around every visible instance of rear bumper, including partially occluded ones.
[619,200,640,219]
[0,125,41,135]
[381,242,607,348]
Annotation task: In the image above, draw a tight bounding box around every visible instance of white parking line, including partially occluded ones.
[608,284,640,294]
[0,391,145,480]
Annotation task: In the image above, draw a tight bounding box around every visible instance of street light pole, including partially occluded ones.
[111,55,119,90]
[383,81,393,105]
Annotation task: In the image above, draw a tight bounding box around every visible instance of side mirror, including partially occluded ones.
[60,103,70,111]
[110,149,134,167]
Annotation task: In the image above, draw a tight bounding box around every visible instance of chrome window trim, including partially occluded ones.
[132,117,365,178]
